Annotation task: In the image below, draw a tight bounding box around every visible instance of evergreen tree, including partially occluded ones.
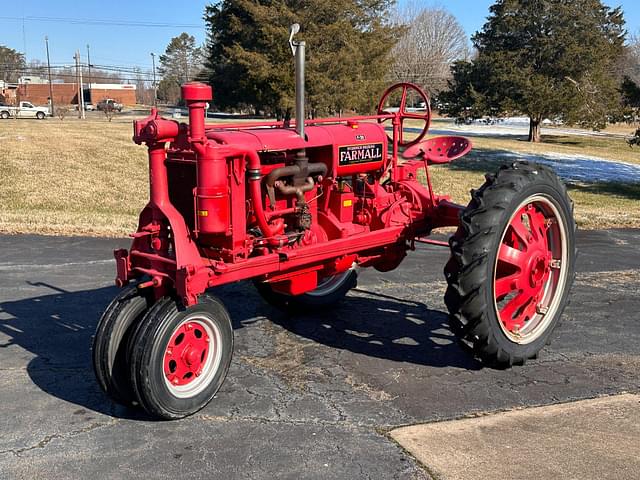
[620,76,640,109]
[158,33,204,104]
[204,0,398,118]
[0,45,26,83]
[441,0,626,142]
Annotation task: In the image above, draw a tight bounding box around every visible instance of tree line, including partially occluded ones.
[4,0,639,142]
[172,0,640,143]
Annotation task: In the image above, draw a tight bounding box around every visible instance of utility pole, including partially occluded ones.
[151,52,157,107]
[22,16,27,59]
[86,44,92,104]
[45,36,54,117]
[74,51,85,119]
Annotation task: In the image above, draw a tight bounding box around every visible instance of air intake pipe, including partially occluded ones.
[183,82,230,235]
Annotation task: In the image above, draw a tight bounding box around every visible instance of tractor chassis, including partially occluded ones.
[114,117,464,307]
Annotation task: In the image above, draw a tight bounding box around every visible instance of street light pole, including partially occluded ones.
[45,36,54,117]
[86,44,92,104]
[151,52,157,107]
[74,51,85,119]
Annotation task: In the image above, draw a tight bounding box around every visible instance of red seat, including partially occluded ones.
[402,136,472,164]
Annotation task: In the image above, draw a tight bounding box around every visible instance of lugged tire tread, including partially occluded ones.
[444,162,577,367]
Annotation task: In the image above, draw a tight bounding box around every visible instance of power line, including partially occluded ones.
[2,68,156,83]
[0,15,205,29]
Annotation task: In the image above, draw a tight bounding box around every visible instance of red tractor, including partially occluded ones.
[93,26,576,419]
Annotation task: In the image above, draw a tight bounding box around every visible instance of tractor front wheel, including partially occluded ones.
[444,162,576,367]
[92,285,151,407]
[129,294,233,419]
[254,269,357,312]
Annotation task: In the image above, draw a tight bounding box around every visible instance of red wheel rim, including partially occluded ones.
[164,321,210,386]
[493,195,568,343]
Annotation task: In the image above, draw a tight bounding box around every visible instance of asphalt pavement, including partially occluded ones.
[0,230,638,479]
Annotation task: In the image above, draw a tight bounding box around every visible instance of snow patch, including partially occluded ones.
[479,151,640,184]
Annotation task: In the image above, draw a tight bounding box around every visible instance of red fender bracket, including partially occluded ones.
[114,249,131,287]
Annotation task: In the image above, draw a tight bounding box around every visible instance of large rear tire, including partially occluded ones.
[92,285,151,407]
[129,294,233,420]
[254,269,357,312]
[444,162,576,367]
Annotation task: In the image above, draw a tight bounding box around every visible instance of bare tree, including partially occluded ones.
[133,67,154,104]
[390,5,469,96]
[624,33,640,85]
[56,105,69,121]
[103,103,116,122]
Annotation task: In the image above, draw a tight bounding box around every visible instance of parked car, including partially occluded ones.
[96,99,123,112]
[75,103,96,111]
[0,101,50,119]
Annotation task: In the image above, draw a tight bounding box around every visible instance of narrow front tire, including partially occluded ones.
[92,285,151,407]
[129,295,233,420]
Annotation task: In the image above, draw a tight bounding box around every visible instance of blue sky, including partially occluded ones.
[1,0,638,76]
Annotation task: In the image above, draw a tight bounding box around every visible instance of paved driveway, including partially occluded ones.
[0,230,638,479]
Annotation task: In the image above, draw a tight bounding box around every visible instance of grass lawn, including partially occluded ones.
[0,116,148,236]
[0,115,638,236]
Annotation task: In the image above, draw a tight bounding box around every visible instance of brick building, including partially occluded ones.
[88,84,136,106]
[10,82,137,107]
[17,83,79,105]
[0,80,17,104]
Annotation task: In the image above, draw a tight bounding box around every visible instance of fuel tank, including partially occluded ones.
[206,121,388,177]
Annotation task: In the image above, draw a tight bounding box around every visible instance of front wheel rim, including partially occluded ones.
[492,194,569,344]
[163,314,223,398]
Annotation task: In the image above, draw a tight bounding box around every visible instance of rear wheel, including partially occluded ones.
[36,111,45,120]
[0,111,9,119]
[255,269,357,312]
[129,294,233,420]
[444,162,576,367]
[92,285,151,407]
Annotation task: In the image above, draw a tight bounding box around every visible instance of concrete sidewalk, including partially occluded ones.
[391,394,640,480]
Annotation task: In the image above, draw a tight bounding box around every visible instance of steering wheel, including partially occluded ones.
[377,82,432,148]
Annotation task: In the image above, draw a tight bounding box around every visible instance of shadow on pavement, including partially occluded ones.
[0,280,478,418]
[266,287,480,370]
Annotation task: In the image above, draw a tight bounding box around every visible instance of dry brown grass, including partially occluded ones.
[0,116,148,236]
[0,115,638,237]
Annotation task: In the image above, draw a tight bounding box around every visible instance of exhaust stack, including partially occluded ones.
[289,24,305,140]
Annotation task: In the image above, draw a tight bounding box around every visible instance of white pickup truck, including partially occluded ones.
[0,101,50,120]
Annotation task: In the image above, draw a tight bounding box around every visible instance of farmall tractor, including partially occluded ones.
[93,26,576,419]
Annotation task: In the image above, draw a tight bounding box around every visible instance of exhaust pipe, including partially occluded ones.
[289,24,305,140]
